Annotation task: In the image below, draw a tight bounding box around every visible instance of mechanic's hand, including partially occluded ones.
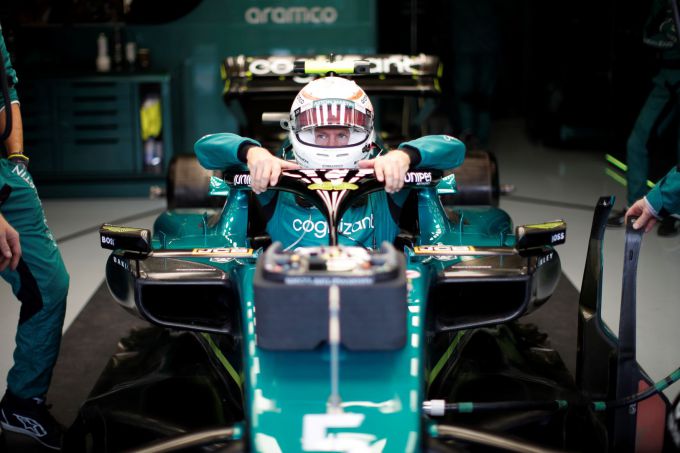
[358,150,411,193]
[246,147,300,194]
[626,198,658,233]
[0,213,21,271]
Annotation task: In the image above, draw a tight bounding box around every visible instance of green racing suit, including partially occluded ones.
[195,133,465,248]
[626,0,680,205]
[646,165,680,217]
[1,26,69,400]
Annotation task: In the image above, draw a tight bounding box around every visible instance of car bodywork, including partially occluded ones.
[66,56,672,452]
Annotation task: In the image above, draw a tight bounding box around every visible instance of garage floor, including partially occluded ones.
[0,118,678,448]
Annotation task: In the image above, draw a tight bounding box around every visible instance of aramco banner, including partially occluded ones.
[243,6,339,25]
[174,0,376,54]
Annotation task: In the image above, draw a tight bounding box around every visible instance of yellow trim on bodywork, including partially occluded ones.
[303,60,356,74]
[428,331,465,388]
[308,182,358,191]
[521,221,565,230]
[101,225,145,233]
[202,333,243,389]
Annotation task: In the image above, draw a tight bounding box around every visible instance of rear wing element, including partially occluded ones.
[222,54,442,99]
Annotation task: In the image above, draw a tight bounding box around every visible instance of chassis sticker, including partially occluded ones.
[414,245,474,255]
[308,181,359,191]
[405,269,421,279]
[191,247,253,256]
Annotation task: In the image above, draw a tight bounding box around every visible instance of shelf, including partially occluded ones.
[20,74,173,197]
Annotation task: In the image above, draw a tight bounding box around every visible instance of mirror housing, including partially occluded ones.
[436,173,457,195]
[209,176,230,196]
[515,220,566,255]
[99,224,152,254]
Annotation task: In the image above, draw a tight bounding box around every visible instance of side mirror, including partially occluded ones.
[99,224,152,254]
[209,176,230,196]
[436,173,457,195]
[515,220,566,255]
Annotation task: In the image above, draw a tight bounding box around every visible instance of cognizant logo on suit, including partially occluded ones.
[244,7,338,24]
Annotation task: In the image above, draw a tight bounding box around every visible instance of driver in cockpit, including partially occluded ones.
[195,75,465,248]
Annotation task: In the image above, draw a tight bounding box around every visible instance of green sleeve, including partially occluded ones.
[646,167,680,216]
[0,25,19,106]
[194,133,260,170]
[398,135,466,170]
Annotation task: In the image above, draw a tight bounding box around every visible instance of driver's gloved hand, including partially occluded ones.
[7,152,29,170]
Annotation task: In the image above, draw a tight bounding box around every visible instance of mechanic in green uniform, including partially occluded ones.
[608,0,680,236]
[626,165,680,232]
[0,24,69,451]
[195,76,464,249]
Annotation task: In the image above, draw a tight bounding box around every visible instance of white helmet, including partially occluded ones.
[287,76,374,168]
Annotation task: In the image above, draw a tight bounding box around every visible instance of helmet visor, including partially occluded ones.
[292,99,372,148]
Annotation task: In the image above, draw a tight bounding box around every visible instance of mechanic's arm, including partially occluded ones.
[0,212,20,271]
[0,28,22,271]
[0,104,24,271]
[627,166,680,232]
[0,28,25,162]
[0,105,22,272]
[0,103,23,155]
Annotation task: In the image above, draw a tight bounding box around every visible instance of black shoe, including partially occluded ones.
[0,391,63,450]
[658,217,680,237]
[607,207,628,228]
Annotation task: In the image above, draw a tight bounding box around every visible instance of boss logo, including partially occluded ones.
[233,174,252,186]
[551,232,565,243]
[101,236,115,246]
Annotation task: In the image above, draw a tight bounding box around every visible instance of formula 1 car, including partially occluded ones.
[67,58,676,452]
[67,165,675,452]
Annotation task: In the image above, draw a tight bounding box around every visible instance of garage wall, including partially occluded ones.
[12,0,377,157]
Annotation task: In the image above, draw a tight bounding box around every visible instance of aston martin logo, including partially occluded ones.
[307,181,358,191]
